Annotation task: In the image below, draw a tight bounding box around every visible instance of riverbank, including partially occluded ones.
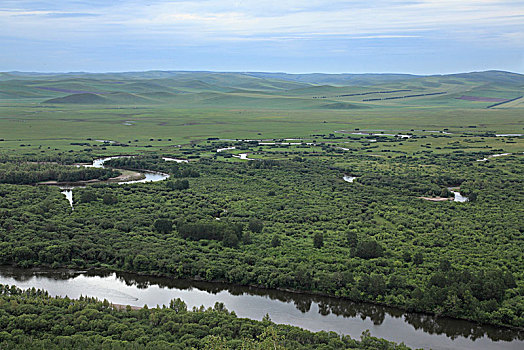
[1,266,522,350]
[37,169,146,186]
[103,267,523,333]
[0,283,412,350]
[0,155,521,343]
[3,264,521,335]
[111,303,142,311]
[30,155,169,188]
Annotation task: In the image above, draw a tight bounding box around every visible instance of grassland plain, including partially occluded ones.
[0,106,522,152]
[0,71,523,347]
[0,70,522,153]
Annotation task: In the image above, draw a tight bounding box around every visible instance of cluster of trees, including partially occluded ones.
[76,189,119,205]
[178,221,245,248]
[353,239,384,259]
[0,163,119,185]
[0,151,522,329]
[358,172,462,198]
[165,179,190,190]
[0,285,410,349]
[414,267,518,323]
[0,153,93,165]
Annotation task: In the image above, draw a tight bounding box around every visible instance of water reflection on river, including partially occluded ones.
[0,267,522,350]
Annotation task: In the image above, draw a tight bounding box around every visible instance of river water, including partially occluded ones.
[343,175,357,183]
[0,267,521,350]
[162,157,189,163]
[59,156,170,208]
[233,153,253,160]
[449,190,468,203]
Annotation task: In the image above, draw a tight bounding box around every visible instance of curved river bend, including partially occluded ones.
[20,157,520,348]
[342,176,468,202]
[60,156,169,208]
[0,268,522,350]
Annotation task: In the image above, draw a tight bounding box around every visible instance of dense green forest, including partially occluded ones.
[0,162,119,185]
[0,284,411,349]
[0,149,522,329]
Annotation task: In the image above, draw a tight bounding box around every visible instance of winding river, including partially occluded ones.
[59,156,170,208]
[5,158,523,348]
[0,267,522,350]
[477,152,523,162]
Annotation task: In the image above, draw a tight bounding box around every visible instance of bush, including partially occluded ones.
[313,232,324,248]
[102,193,118,205]
[154,219,172,234]
[354,240,384,259]
[79,190,97,203]
[271,235,281,247]
[413,252,424,265]
[222,232,239,248]
[248,219,263,233]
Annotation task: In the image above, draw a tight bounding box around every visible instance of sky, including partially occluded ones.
[1,0,524,74]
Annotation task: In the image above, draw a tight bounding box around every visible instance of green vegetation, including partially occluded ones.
[0,71,523,343]
[0,152,522,328]
[0,285,411,349]
[0,162,119,185]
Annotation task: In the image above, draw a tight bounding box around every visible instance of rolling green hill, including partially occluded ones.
[0,70,522,110]
[43,92,156,105]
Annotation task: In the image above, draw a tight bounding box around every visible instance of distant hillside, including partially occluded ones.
[442,70,524,86]
[2,70,522,109]
[43,92,155,105]
[5,70,523,87]
[244,72,421,86]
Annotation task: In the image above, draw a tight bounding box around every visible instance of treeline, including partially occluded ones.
[486,96,522,109]
[0,153,93,165]
[0,285,410,350]
[417,267,517,321]
[0,163,119,184]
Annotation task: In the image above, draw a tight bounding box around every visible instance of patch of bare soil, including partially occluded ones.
[111,304,143,311]
[107,169,145,182]
[419,196,453,201]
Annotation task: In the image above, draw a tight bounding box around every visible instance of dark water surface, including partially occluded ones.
[0,267,522,350]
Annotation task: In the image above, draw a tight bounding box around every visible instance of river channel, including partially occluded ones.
[0,267,521,350]
[59,156,170,208]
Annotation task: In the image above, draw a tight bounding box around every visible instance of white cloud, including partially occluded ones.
[1,0,523,46]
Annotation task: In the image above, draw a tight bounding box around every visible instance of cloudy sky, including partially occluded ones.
[1,0,523,73]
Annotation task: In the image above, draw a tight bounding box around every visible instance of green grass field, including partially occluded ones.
[0,70,522,156]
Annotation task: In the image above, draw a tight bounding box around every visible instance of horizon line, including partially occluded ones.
[2,69,522,76]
